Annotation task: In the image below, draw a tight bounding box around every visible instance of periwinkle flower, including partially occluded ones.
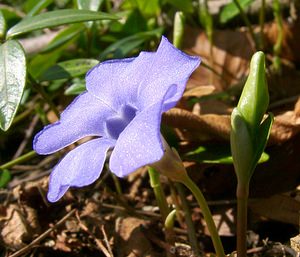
[33,36,200,202]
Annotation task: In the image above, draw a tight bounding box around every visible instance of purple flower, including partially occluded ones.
[33,36,200,202]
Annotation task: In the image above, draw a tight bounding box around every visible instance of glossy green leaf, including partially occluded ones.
[100,28,162,60]
[0,169,11,188]
[0,40,26,131]
[165,0,194,13]
[0,11,6,39]
[220,0,254,24]
[77,0,104,11]
[41,24,84,53]
[39,59,99,81]
[27,0,53,16]
[7,9,119,38]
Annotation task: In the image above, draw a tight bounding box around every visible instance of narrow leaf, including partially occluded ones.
[27,0,53,16]
[39,59,99,81]
[7,9,119,38]
[65,79,86,95]
[41,24,84,53]
[100,28,162,60]
[0,40,26,131]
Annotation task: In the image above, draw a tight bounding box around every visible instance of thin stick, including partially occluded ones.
[9,209,76,257]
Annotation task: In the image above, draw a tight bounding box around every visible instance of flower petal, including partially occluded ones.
[137,36,201,112]
[109,85,177,177]
[47,138,114,202]
[33,92,114,154]
[86,57,139,110]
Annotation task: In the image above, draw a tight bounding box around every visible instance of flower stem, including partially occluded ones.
[0,150,36,170]
[236,182,249,257]
[175,182,201,256]
[148,167,170,220]
[182,176,225,257]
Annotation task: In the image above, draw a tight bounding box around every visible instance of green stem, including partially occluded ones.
[148,167,170,220]
[259,0,265,50]
[182,176,225,257]
[232,0,258,49]
[0,150,37,170]
[175,183,201,256]
[236,182,249,257]
[272,0,283,72]
[148,167,175,256]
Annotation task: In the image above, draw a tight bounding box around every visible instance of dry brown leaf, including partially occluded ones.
[115,217,155,257]
[249,193,300,225]
[184,27,253,91]
[1,204,40,250]
[164,98,300,144]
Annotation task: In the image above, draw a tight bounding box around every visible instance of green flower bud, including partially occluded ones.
[237,51,269,133]
[173,12,185,49]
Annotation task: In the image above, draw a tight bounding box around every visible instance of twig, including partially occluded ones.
[75,211,113,257]
[9,209,76,257]
[13,115,39,159]
[101,225,114,257]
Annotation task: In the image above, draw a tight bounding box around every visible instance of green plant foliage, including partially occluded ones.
[0,169,11,188]
[100,28,163,60]
[64,78,86,95]
[41,24,85,53]
[0,40,26,131]
[39,58,99,81]
[26,0,54,16]
[6,9,119,38]
[186,144,269,165]
[76,0,104,11]
[0,11,6,39]
[165,0,194,13]
[220,0,254,24]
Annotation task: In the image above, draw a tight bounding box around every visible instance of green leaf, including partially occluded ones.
[0,11,6,39]
[135,0,160,16]
[27,0,53,16]
[100,28,163,60]
[251,113,274,176]
[7,9,119,38]
[230,108,254,183]
[77,0,104,11]
[65,79,86,95]
[165,0,194,13]
[0,40,26,131]
[220,0,254,24]
[39,58,99,81]
[186,144,234,164]
[0,169,11,188]
[41,24,84,53]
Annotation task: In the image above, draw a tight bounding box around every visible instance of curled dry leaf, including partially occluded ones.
[164,97,300,145]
